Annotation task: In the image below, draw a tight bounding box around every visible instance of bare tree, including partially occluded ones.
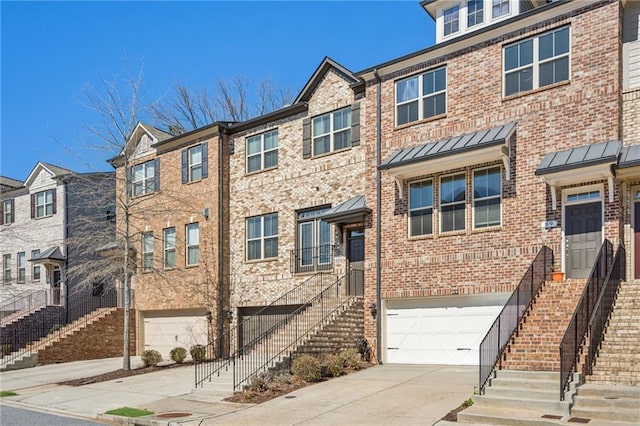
[152,76,293,134]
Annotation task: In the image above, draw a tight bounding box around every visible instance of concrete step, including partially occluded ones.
[457,406,562,425]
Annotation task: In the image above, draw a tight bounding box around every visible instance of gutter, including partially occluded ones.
[373,68,382,365]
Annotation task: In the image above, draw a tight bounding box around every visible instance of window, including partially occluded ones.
[2,199,14,224]
[186,223,200,266]
[473,167,501,228]
[247,213,278,261]
[3,254,11,282]
[467,0,484,27]
[295,207,332,272]
[504,26,569,97]
[409,180,433,236]
[32,189,55,218]
[567,190,600,203]
[142,233,153,271]
[312,107,351,156]
[32,250,41,281]
[443,5,460,36]
[492,0,509,18]
[396,67,446,126]
[17,252,25,282]
[132,160,157,197]
[247,129,278,173]
[163,227,176,268]
[181,143,208,183]
[440,173,466,232]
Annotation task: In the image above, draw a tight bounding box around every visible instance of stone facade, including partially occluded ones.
[227,63,366,310]
[359,0,623,351]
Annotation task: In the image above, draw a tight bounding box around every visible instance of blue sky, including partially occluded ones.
[1,1,435,181]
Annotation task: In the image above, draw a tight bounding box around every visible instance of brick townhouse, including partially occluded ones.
[109,122,230,359]
[356,0,631,366]
[0,162,115,305]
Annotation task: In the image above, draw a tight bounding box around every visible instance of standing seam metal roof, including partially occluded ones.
[535,140,622,176]
[618,144,640,169]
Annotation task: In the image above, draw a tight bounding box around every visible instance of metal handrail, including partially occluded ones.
[233,270,360,390]
[0,288,118,367]
[585,244,625,376]
[479,246,552,395]
[289,245,335,273]
[559,239,613,400]
[0,289,48,326]
[195,272,336,388]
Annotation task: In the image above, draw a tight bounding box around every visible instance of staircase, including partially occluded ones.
[571,383,640,424]
[587,280,640,386]
[501,279,587,371]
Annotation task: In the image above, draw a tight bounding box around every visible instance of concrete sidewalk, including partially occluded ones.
[0,358,477,425]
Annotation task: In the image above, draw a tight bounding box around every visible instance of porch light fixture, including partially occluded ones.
[225,309,233,321]
[369,303,377,318]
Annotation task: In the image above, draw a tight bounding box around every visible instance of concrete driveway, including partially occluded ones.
[181,364,477,426]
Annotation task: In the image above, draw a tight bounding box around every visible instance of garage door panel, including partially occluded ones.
[144,314,207,359]
[385,296,506,365]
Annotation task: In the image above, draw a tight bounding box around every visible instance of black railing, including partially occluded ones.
[586,244,625,376]
[233,272,355,390]
[0,289,48,326]
[0,288,118,367]
[195,272,337,388]
[289,245,335,274]
[479,246,552,395]
[559,239,613,401]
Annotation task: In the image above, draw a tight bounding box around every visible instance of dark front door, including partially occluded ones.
[52,268,61,305]
[347,228,364,296]
[565,202,602,279]
[635,202,640,279]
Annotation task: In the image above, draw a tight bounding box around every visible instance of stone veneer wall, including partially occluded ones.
[362,0,623,344]
[228,69,366,308]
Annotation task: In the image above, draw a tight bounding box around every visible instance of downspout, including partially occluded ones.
[62,177,69,319]
[217,128,225,353]
[373,68,382,364]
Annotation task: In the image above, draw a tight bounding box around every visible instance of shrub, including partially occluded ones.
[1,344,12,356]
[291,355,322,382]
[246,371,274,392]
[141,349,162,367]
[48,323,63,334]
[170,347,187,364]
[323,353,345,377]
[190,344,206,362]
[340,348,363,370]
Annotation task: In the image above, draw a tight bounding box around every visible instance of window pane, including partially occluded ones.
[540,57,569,87]
[264,214,278,237]
[133,165,144,181]
[145,162,155,178]
[187,247,199,265]
[264,150,278,169]
[300,222,313,265]
[409,181,433,210]
[247,217,261,239]
[505,45,519,71]
[248,240,261,260]
[441,175,466,203]
[410,209,433,236]
[397,77,418,103]
[468,0,483,27]
[165,229,176,248]
[247,155,261,173]
[397,102,419,125]
[555,27,570,56]
[187,224,199,244]
[190,146,202,164]
[264,237,278,258]
[475,198,501,228]
[313,115,330,136]
[247,136,261,155]
[165,250,175,268]
[333,108,350,131]
[539,32,554,61]
[313,135,330,155]
[520,40,533,66]
[442,204,466,232]
[191,165,202,181]
[474,168,501,197]
[264,131,278,150]
[334,130,351,150]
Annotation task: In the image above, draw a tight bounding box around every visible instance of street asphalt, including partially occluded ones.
[0,357,478,425]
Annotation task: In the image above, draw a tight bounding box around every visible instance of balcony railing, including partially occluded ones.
[289,245,335,274]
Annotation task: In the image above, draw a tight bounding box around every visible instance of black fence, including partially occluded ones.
[479,246,552,395]
[1,288,117,366]
[559,239,613,400]
[289,245,335,274]
[0,289,48,325]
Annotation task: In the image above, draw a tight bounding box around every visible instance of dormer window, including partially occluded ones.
[443,5,460,37]
[467,0,484,27]
[492,0,509,19]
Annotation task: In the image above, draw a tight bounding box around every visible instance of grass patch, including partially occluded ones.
[0,391,17,397]
[104,407,154,417]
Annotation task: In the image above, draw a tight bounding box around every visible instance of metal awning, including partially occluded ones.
[379,122,516,198]
[29,246,66,266]
[319,195,371,225]
[616,144,640,178]
[535,140,621,210]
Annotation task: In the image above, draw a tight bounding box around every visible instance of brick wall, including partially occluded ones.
[228,69,366,308]
[38,308,136,364]
[362,1,622,342]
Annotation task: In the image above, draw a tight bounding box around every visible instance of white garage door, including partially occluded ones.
[144,311,208,359]
[385,294,507,365]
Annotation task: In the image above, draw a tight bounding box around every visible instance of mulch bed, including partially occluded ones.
[57,362,193,386]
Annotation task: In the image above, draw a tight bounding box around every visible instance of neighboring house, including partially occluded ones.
[0,162,115,305]
[109,122,230,359]
[227,57,367,313]
[357,0,624,365]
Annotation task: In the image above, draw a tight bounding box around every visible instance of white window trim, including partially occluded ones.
[439,172,467,233]
[35,190,54,218]
[32,250,41,281]
[163,227,176,269]
[246,129,278,173]
[560,184,605,274]
[17,252,25,282]
[247,213,278,261]
[3,200,13,224]
[443,4,461,37]
[491,0,510,20]
[188,145,203,182]
[312,107,351,156]
[472,166,502,230]
[132,161,155,197]
[503,26,571,97]
[186,223,200,266]
[142,233,153,271]
[395,66,447,126]
[3,254,11,282]
[408,179,434,237]
[466,0,484,28]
